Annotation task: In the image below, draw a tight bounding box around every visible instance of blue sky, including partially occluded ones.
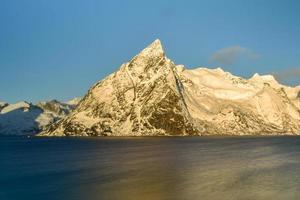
[1,0,300,103]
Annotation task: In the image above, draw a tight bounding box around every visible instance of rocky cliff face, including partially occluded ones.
[39,40,300,136]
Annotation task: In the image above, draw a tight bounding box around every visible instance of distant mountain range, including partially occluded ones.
[36,39,300,136]
[0,98,80,135]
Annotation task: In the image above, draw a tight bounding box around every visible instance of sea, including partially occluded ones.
[1,136,300,200]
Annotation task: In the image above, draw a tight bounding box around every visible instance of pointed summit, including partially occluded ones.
[136,39,164,59]
[148,39,163,51]
[126,39,166,74]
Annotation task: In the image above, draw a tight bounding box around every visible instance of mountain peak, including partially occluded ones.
[137,39,164,58]
[125,39,166,74]
[251,73,280,86]
[148,39,163,50]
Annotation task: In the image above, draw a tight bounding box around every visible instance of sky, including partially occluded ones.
[1,0,300,103]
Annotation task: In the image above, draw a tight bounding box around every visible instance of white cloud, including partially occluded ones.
[210,46,260,65]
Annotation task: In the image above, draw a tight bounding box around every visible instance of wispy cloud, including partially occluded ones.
[210,46,261,65]
[272,68,300,83]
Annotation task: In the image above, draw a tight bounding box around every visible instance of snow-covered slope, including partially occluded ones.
[40,40,300,136]
[66,97,82,107]
[0,98,80,135]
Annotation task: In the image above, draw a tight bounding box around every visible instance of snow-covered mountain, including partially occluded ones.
[0,101,8,112]
[0,98,81,135]
[38,39,300,136]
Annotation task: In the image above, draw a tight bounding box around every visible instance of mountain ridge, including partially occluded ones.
[35,39,300,136]
[0,98,81,135]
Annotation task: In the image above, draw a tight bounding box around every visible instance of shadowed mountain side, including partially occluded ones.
[0,98,81,135]
[0,105,43,135]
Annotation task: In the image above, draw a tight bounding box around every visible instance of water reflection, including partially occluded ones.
[1,137,300,200]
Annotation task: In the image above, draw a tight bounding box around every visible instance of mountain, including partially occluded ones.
[0,101,8,112]
[0,98,80,135]
[37,100,74,116]
[39,39,300,136]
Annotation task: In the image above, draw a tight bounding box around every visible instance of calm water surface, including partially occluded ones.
[1,136,300,200]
